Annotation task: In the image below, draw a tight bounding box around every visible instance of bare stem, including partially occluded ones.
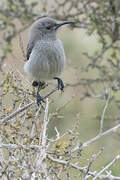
[72,123,120,153]
[99,90,111,134]
[93,155,120,180]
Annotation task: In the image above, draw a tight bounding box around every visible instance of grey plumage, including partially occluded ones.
[24,17,69,82]
[24,17,74,105]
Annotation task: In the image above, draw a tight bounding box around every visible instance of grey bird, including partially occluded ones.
[24,17,74,105]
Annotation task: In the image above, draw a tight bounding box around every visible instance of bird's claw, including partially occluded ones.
[32,81,46,89]
[54,77,64,91]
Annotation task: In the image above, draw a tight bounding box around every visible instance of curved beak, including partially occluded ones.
[55,20,75,30]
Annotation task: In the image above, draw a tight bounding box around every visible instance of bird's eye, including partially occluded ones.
[46,25,51,30]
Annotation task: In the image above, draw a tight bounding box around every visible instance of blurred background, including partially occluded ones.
[0,0,120,179]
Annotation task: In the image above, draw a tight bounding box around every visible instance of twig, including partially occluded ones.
[93,155,120,180]
[1,123,120,153]
[83,149,103,180]
[35,98,51,180]
[40,98,49,146]
[47,154,120,179]
[0,143,119,179]
[99,90,111,134]
[47,154,85,173]
[72,123,120,153]
[1,101,34,124]
[1,87,58,124]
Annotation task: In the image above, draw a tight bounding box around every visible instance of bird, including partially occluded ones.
[24,17,74,105]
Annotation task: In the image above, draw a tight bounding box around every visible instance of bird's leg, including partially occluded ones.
[54,77,64,91]
[35,82,45,106]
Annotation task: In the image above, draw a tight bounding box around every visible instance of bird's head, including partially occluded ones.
[30,17,74,40]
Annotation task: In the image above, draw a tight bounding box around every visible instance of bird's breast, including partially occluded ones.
[24,39,66,81]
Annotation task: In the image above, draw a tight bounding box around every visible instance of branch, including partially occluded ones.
[1,87,58,124]
[1,101,34,124]
[99,90,111,134]
[47,154,120,179]
[93,155,120,180]
[83,149,103,180]
[72,123,120,153]
[47,154,85,173]
[35,98,51,180]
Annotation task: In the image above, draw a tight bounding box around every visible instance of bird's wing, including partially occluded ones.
[26,41,34,60]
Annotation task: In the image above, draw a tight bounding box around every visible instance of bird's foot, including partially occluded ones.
[32,81,46,89]
[32,81,39,87]
[36,94,45,106]
[54,77,64,91]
